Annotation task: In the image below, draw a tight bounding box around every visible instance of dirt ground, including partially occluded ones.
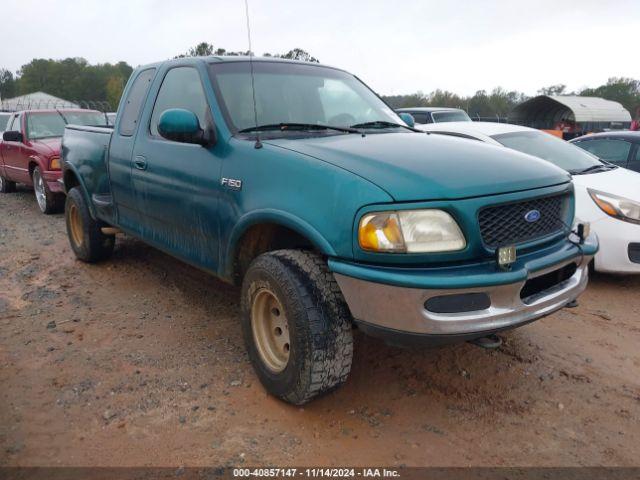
[1,186,639,468]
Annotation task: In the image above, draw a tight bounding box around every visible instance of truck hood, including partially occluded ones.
[31,137,62,156]
[266,132,569,201]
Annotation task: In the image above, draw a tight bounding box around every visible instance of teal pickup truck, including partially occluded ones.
[61,56,597,404]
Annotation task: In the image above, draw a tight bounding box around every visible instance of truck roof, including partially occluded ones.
[140,55,347,73]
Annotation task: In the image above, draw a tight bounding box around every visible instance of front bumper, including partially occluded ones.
[590,215,640,274]
[332,237,596,344]
[43,170,63,193]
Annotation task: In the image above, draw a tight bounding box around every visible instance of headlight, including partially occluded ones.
[49,157,61,170]
[358,209,466,253]
[588,189,640,225]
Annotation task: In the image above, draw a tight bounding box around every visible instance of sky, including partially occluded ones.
[2,0,639,97]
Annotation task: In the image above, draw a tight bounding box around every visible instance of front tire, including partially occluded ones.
[241,250,354,405]
[32,167,62,214]
[65,187,115,263]
[0,175,16,193]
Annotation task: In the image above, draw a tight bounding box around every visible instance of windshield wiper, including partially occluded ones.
[349,120,420,132]
[238,123,360,134]
[569,164,612,175]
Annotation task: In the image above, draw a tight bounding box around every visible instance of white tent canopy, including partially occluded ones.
[510,95,632,128]
[546,96,631,123]
[0,92,79,111]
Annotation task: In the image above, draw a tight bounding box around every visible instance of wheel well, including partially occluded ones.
[28,162,38,177]
[233,223,316,284]
[63,169,80,192]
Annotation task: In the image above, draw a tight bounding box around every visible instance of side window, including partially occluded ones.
[150,67,209,137]
[628,145,640,173]
[119,68,156,137]
[411,113,429,124]
[577,139,631,166]
[10,114,22,132]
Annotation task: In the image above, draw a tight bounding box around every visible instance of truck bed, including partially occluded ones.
[61,124,115,223]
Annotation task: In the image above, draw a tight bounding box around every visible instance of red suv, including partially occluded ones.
[0,109,107,213]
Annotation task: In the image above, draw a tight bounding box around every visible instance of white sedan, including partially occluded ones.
[416,121,640,274]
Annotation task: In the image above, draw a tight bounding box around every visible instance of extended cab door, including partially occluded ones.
[130,64,222,272]
[109,67,157,231]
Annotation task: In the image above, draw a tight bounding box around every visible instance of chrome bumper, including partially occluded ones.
[334,255,592,336]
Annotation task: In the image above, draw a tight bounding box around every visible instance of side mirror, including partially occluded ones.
[398,113,415,128]
[158,108,215,146]
[3,130,23,142]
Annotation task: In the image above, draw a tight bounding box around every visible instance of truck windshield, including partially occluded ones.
[208,61,403,135]
[27,112,107,139]
[492,131,609,174]
[431,110,472,123]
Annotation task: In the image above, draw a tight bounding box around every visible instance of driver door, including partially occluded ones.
[2,113,29,183]
[130,65,223,272]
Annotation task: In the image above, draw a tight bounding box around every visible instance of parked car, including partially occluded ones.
[395,107,471,124]
[570,131,640,173]
[61,57,596,404]
[417,121,639,273]
[0,112,11,132]
[0,109,107,213]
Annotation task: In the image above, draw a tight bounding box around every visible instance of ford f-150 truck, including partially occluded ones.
[0,109,107,213]
[61,56,597,404]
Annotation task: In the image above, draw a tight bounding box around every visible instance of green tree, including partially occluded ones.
[176,42,216,58]
[278,48,319,63]
[106,75,125,110]
[7,58,132,108]
[580,77,640,116]
[538,84,567,96]
[0,68,16,99]
[178,43,318,62]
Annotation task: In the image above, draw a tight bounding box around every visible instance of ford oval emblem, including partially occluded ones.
[524,209,541,223]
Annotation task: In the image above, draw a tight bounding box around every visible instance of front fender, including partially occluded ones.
[27,155,47,174]
[223,209,337,276]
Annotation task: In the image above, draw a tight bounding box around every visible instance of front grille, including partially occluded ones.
[479,194,568,249]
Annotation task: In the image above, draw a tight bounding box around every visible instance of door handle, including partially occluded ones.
[133,155,147,171]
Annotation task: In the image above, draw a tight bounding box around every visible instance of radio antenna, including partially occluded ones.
[244,0,262,149]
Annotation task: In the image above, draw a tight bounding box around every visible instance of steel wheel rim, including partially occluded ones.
[251,288,290,373]
[33,171,47,211]
[0,176,4,190]
[68,203,84,247]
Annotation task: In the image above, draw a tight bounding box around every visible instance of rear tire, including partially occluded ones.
[241,250,353,405]
[32,167,62,214]
[65,186,115,263]
[0,175,16,193]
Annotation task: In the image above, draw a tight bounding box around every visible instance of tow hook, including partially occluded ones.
[469,334,502,349]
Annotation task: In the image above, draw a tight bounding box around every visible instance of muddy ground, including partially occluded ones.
[1,186,639,468]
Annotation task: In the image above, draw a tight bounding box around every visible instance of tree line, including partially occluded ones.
[1,41,638,119]
[0,43,318,110]
[382,78,640,119]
